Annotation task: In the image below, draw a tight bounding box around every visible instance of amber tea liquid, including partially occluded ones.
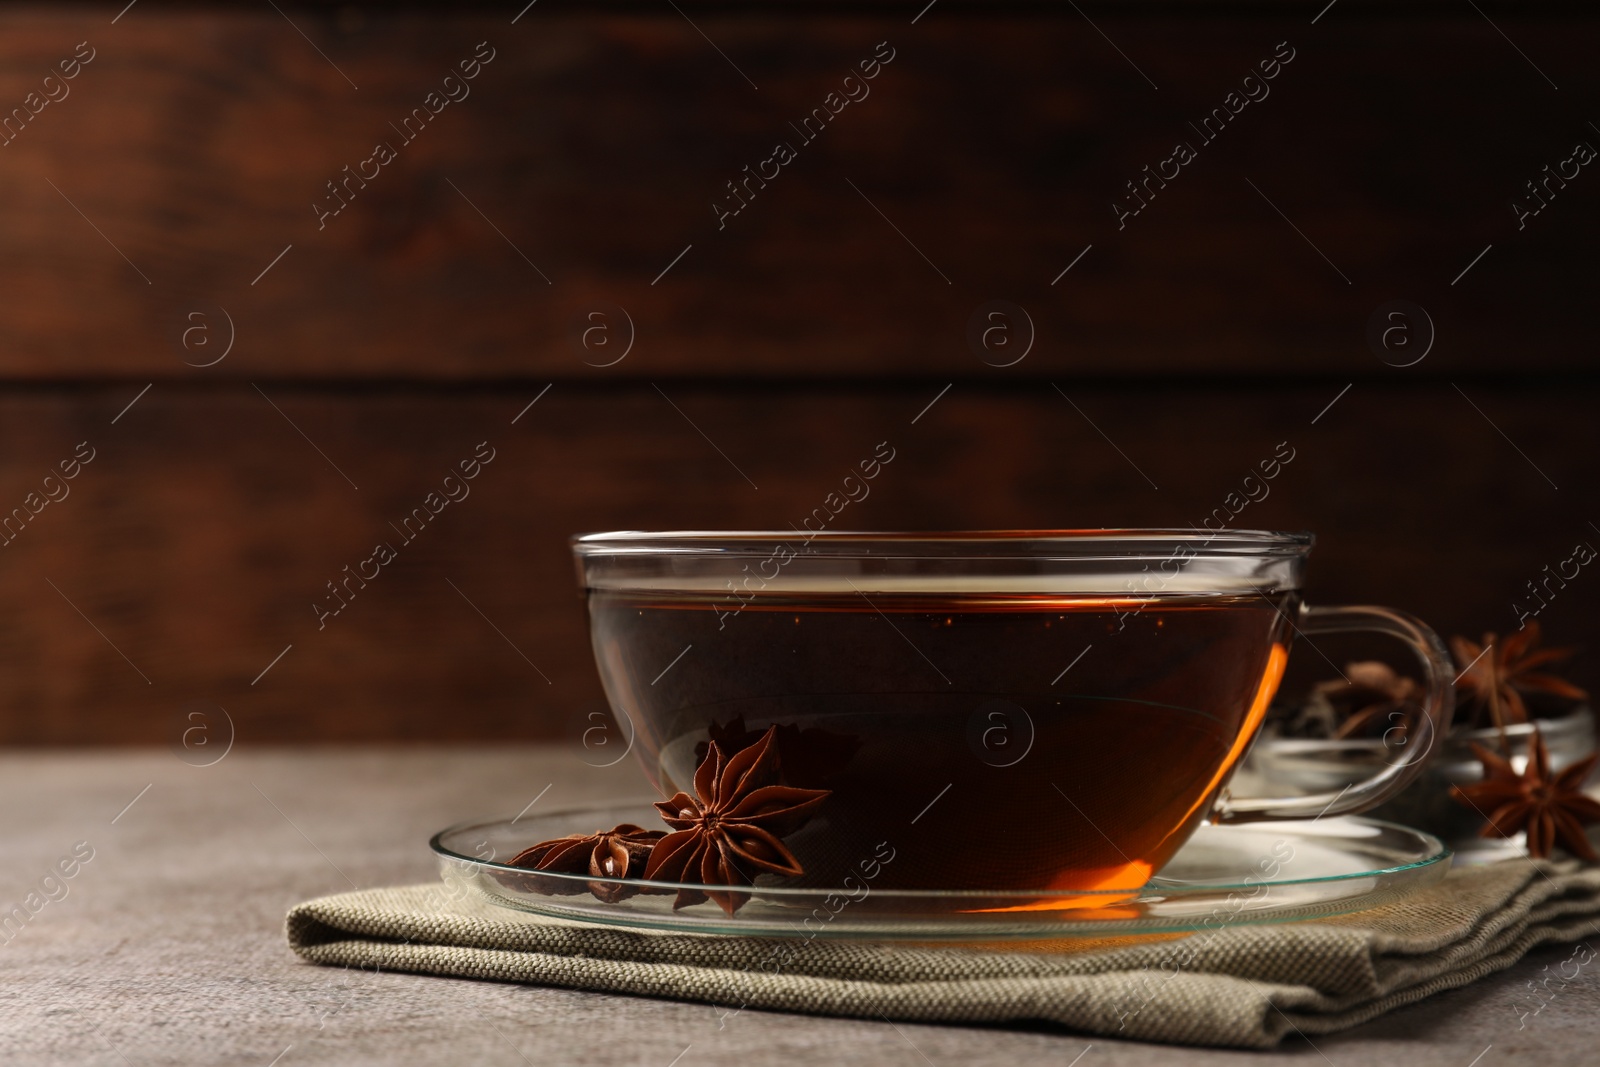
[590,591,1294,892]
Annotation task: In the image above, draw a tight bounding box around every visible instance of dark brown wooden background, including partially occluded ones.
[2,1,1596,745]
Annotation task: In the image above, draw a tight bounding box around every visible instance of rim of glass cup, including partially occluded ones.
[572,529,1314,596]
[573,528,1313,558]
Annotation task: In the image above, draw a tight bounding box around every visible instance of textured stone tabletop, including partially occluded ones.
[0,747,1593,1066]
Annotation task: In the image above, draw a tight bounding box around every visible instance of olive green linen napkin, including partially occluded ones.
[286,859,1600,1049]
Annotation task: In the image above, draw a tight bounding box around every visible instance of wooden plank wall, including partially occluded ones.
[1,1,1596,744]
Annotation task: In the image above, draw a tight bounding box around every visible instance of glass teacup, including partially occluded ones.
[572,530,1453,893]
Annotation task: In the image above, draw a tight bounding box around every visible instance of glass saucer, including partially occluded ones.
[431,804,1450,942]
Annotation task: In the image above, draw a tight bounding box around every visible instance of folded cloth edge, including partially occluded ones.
[285,859,1600,1050]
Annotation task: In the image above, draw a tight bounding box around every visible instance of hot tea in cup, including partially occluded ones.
[573,531,1452,895]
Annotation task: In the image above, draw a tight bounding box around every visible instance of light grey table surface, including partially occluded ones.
[0,747,1593,1067]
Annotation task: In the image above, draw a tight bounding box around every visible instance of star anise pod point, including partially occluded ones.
[508,822,666,902]
[1452,727,1600,862]
[644,724,831,915]
[1450,621,1588,731]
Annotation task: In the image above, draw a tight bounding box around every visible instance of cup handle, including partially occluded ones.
[1213,603,1456,824]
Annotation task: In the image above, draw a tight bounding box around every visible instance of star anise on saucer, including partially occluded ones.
[1451,621,1588,731]
[644,725,831,915]
[508,823,666,902]
[1452,728,1600,861]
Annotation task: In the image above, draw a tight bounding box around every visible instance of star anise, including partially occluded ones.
[1326,661,1426,741]
[1452,728,1600,861]
[508,823,665,902]
[1451,621,1588,731]
[644,725,830,915]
